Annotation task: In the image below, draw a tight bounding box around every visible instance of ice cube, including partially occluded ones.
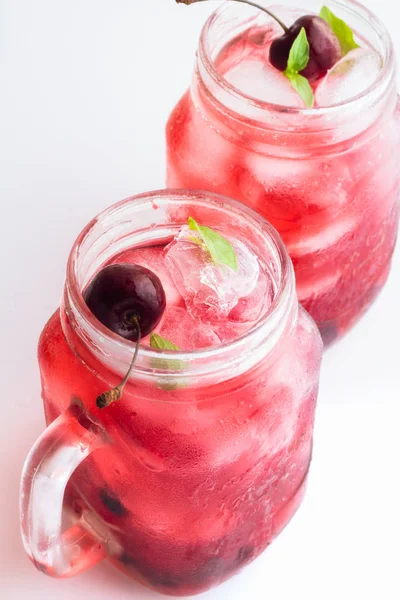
[239,152,353,226]
[165,227,260,322]
[287,215,356,256]
[296,269,342,308]
[212,269,276,343]
[225,59,304,108]
[228,267,275,322]
[315,48,382,107]
[153,306,221,350]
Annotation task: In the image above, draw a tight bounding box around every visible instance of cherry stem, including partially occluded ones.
[96,317,142,409]
[176,0,289,33]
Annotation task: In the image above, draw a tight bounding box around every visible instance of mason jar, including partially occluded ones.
[166,0,400,344]
[20,190,322,596]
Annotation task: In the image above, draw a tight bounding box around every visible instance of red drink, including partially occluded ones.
[21,191,322,596]
[166,1,400,344]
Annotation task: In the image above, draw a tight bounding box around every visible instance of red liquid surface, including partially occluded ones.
[166,23,400,344]
[39,240,322,595]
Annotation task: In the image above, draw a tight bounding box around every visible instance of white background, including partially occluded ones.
[0,1,399,598]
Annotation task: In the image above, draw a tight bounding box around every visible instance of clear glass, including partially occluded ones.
[20,190,322,596]
[166,0,400,345]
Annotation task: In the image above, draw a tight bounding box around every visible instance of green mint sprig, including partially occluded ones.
[320,5,359,56]
[188,217,238,271]
[284,27,314,108]
[150,333,187,390]
[150,333,180,352]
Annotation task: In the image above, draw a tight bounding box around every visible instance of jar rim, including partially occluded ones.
[65,189,295,377]
[199,0,395,117]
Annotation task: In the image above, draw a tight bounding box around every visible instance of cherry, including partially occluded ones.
[84,263,167,410]
[269,16,341,82]
[84,263,166,342]
[177,1,342,83]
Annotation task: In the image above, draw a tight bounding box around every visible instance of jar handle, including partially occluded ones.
[20,401,108,577]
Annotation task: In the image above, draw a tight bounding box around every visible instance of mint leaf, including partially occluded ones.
[286,73,314,108]
[188,217,238,271]
[150,333,180,352]
[286,27,310,74]
[284,27,314,108]
[320,5,359,56]
[150,333,187,390]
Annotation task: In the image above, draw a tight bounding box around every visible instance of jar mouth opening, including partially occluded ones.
[66,189,294,371]
[199,0,395,117]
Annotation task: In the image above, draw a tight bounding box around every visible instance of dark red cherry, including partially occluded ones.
[269,15,341,82]
[84,264,166,341]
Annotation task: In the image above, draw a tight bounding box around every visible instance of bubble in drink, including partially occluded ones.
[316,48,382,107]
[165,227,262,322]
